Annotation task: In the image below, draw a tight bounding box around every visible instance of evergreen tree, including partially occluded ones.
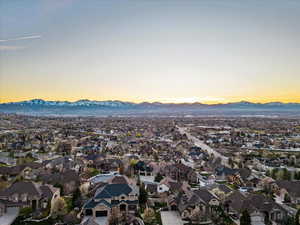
[139,184,148,205]
[282,168,291,180]
[154,173,163,183]
[240,210,251,225]
[271,168,279,179]
[284,193,291,203]
[296,209,300,225]
[72,187,81,208]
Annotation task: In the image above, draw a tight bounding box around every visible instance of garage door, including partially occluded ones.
[96,210,108,217]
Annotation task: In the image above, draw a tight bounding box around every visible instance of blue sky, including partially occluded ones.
[0,0,300,103]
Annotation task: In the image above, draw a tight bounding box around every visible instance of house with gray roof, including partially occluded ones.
[83,183,139,219]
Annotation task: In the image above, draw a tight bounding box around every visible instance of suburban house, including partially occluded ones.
[38,169,79,195]
[164,163,198,184]
[0,181,59,211]
[83,183,139,218]
[274,180,300,204]
[134,161,153,176]
[225,191,288,224]
[158,177,184,195]
[176,188,217,224]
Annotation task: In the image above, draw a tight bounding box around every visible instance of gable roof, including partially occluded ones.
[0,165,26,176]
[225,191,247,212]
[276,180,300,198]
[218,184,233,194]
[40,185,56,199]
[215,166,238,176]
[94,184,133,199]
[109,176,128,184]
[226,191,286,214]
[238,168,252,180]
[39,169,79,185]
[0,181,41,197]
[194,188,218,204]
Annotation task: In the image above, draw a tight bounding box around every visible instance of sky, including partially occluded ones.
[0,0,299,104]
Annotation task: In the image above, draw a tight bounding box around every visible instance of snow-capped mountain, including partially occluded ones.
[10,99,135,107]
[1,99,300,116]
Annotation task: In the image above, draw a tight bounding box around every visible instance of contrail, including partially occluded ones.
[0,35,41,42]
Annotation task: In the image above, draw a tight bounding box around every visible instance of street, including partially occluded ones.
[177,126,229,166]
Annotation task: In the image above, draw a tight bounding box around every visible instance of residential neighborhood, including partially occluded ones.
[0,114,299,225]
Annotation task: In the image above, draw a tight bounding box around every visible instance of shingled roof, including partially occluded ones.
[225,191,286,215]
[94,184,133,199]
[0,181,41,198]
[276,180,300,198]
[194,188,218,204]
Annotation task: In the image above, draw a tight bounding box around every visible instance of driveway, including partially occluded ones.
[94,216,108,225]
[160,211,184,225]
[82,216,108,225]
[0,207,19,225]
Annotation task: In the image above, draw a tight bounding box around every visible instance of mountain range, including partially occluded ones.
[0,99,300,117]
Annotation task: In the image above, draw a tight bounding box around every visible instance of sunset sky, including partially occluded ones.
[0,0,299,104]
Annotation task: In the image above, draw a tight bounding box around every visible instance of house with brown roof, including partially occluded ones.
[0,181,59,212]
[38,169,79,195]
[176,188,216,224]
[163,163,198,184]
[225,191,288,224]
[275,180,300,204]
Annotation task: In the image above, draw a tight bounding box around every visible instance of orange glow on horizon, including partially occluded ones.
[1,95,300,104]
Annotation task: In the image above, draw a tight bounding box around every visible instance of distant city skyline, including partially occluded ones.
[1,0,300,104]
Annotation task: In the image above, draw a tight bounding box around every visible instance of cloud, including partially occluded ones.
[0,45,26,51]
[0,35,41,42]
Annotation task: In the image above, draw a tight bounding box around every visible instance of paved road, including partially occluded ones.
[177,126,229,166]
[160,211,184,225]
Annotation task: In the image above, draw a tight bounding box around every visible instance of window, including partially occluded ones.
[120,204,126,211]
[85,209,93,216]
[128,205,136,211]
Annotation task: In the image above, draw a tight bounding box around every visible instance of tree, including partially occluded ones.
[296,209,300,225]
[142,207,156,224]
[71,188,81,208]
[154,173,163,183]
[284,193,291,203]
[282,168,291,180]
[283,216,296,225]
[139,184,148,205]
[240,210,251,225]
[295,172,300,180]
[51,197,67,217]
[271,168,279,179]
